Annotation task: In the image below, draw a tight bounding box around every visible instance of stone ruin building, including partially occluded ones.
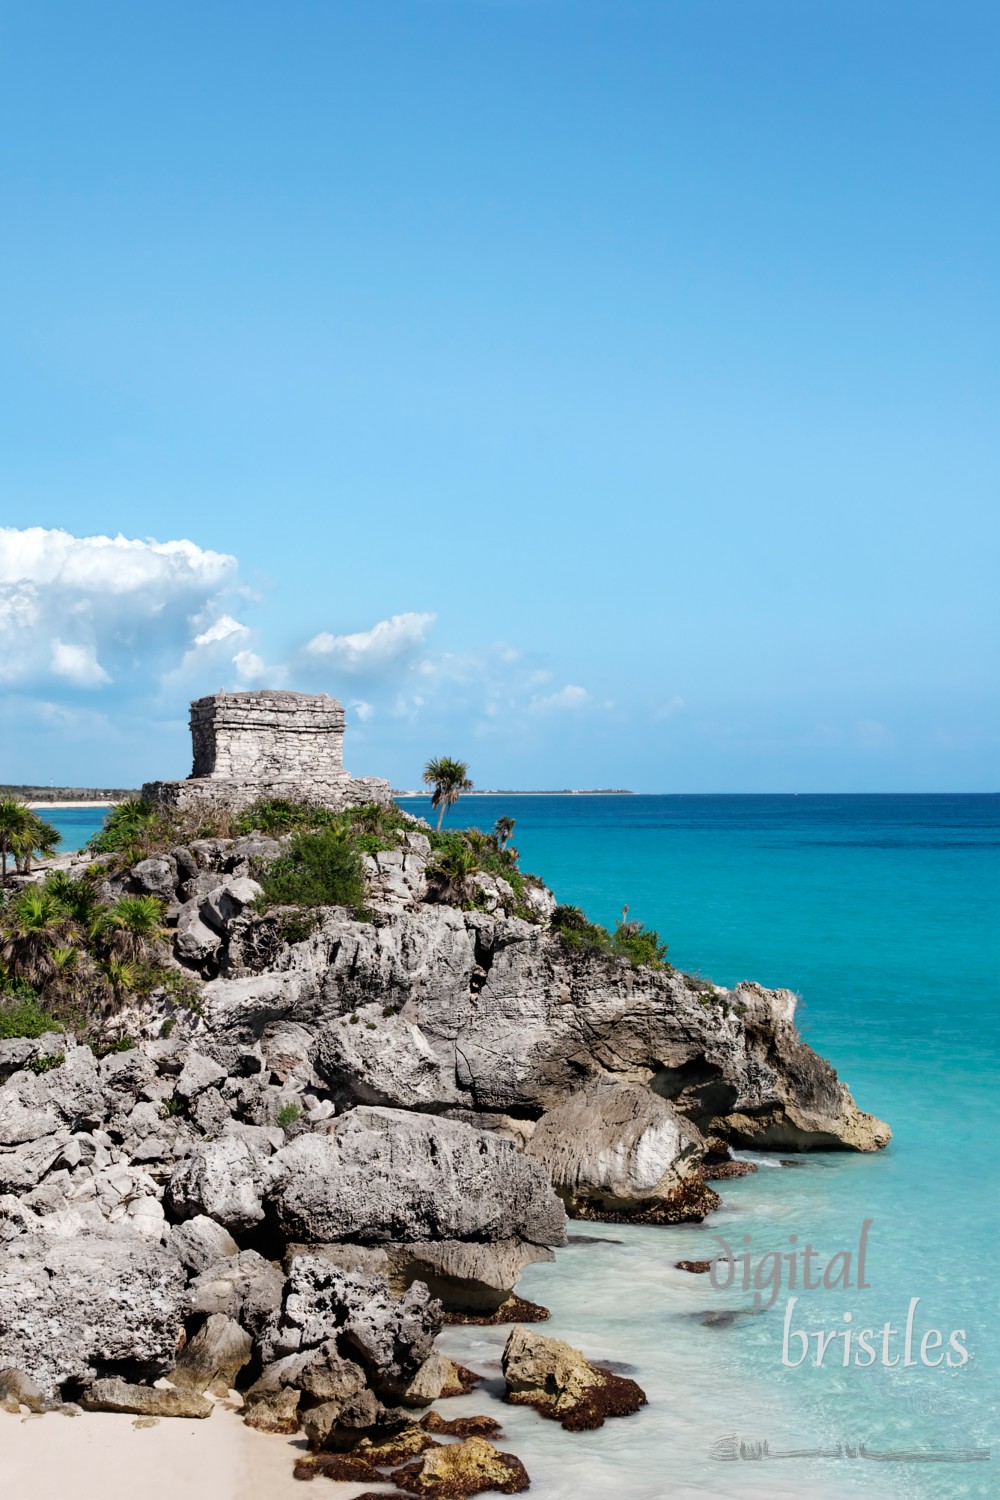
[142,690,392,813]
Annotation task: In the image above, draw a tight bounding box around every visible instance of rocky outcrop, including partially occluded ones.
[395,1436,531,1497]
[526,1076,720,1222]
[77,1378,212,1419]
[502,1326,646,1431]
[170,1313,252,1394]
[0,770,891,1483]
[267,1107,566,1248]
[0,1227,188,1397]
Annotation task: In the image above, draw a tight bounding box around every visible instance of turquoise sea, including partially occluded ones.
[55,794,999,1498]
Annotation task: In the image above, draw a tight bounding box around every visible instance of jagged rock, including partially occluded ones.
[78,1378,212,1419]
[175,1051,227,1101]
[284,1241,390,1278]
[522,882,556,922]
[201,877,263,935]
[190,1086,235,1136]
[398,1351,475,1405]
[313,1003,467,1110]
[0,1036,58,1075]
[199,971,313,1039]
[395,1436,530,1497]
[259,1023,319,1086]
[242,1383,301,1432]
[126,1196,166,1240]
[193,897,887,1153]
[168,1213,240,1273]
[299,1389,387,1448]
[0,1228,188,1396]
[502,1326,646,1430]
[166,1134,272,1231]
[0,1077,61,1147]
[34,1046,105,1126]
[390,1238,554,1314]
[268,1107,567,1248]
[526,1077,717,1221]
[259,1257,441,1404]
[175,899,223,966]
[99,1046,159,1097]
[246,1340,375,1443]
[188,1250,285,1338]
[470,872,515,914]
[130,856,177,900]
[180,869,231,906]
[170,1313,252,1394]
[0,1131,70,1193]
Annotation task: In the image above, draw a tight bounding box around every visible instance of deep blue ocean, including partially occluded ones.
[56,795,999,1498]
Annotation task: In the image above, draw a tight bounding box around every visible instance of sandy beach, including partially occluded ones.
[0,1403,364,1500]
[27,800,119,810]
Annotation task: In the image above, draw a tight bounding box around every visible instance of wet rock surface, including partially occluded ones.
[502,1325,647,1431]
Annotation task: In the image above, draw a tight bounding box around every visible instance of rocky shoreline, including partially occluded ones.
[0,797,890,1495]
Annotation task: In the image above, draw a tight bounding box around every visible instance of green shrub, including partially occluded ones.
[258,827,368,913]
[551,904,669,970]
[278,909,321,945]
[88,798,159,858]
[28,1051,64,1074]
[0,990,62,1039]
[612,921,669,969]
[276,1101,301,1128]
[551,904,613,956]
[236,798,335,837]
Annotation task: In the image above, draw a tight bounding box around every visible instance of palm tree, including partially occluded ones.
[0,798,31,884]
[494,816,516,850]
[103,895,168,963]
[422,756,473,831]
[12,812,60,874]
[0,887,74,985]
[429,844,480,905]
[350,802,394,838]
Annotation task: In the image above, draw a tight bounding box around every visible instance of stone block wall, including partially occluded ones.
[190,692,345,781]
[142,690,391,814]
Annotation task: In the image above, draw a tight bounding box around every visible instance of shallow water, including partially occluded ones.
[412,794,1000,1500]
[51,794,999,1496]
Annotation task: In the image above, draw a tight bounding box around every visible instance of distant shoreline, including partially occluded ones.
[393,789,634,797]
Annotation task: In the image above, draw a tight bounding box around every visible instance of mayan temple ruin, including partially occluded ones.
[141,689,392,812]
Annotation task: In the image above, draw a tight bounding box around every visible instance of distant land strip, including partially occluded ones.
[393,788,634,797]
[1,785,138,802]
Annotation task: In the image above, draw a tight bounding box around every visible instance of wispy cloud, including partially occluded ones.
[304,612,436,674]
[530,683,590,712]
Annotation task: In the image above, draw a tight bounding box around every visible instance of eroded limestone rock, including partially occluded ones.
[502,1325,646,1431]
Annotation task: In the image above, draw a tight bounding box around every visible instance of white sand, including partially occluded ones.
[27,801,121,810]
[0,1405,372,1500]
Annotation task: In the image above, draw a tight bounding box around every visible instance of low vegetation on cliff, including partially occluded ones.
[0,873,197,1037]
[0,790,671,1041]
[551,903,670,970]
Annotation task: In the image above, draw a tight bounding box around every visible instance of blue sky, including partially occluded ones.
[1,0,996,791]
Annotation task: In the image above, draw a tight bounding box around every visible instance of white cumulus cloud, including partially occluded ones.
[304,612,436,674]
[0,526,237,689]
[50,639,112,687]
[232,650,270,684]
[194,614,249,647]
